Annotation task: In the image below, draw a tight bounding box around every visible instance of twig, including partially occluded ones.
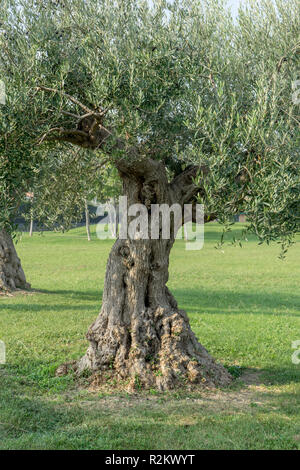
[37,86,111,120]
[61,110,81,119]
[279,107,300,126]
[36,85,93,114]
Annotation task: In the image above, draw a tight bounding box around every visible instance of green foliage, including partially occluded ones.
[0,91,40,230]
[26,149,121,231]
[0,0,299,242]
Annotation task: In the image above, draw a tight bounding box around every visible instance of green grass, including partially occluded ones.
[0,223,300,450]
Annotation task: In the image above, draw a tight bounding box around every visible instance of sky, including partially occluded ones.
[227,0,277,17]
[227,0,242,17]
[148,1,276,19]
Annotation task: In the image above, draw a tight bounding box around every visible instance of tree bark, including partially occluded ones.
[75,159,232,390]
[0,229,30,293]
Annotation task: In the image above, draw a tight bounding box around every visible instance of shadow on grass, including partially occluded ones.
[34,288,102,302]
[173,288,300,316]
[6,286,299,317]
[0,302,98,313]
[0,381,83,442]
[0,288,103,312]
[241,366,300,387]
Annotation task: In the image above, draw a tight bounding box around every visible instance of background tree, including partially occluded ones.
[0,0,299,389]
[0,86,38,291]
[0,108,119,291]
[28,147,121,236]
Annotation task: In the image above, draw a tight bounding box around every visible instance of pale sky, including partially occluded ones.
[148,1,276,19]
[227,0,242,17]
[227,0,276,17]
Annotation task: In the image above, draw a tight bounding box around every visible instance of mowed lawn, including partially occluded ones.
[0,223,299,450]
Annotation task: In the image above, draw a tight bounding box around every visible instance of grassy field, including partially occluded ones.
[0,223,300,450]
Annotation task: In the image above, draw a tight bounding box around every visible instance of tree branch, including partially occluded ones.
[169,164,209,205]
[37,86,93,114]
[37,127,90,145]
[36,86,111,122]
[183,202,217,225]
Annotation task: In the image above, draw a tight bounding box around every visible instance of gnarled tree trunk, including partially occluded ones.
[76,159,232,390]
[0,229,30,293]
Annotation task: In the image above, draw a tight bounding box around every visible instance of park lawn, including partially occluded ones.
[0,223,299,450]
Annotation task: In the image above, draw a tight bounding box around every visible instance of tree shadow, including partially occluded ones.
[173,287,300,317]
[0,302,99,313]
[34,288,102,302]
[3,285,298,317]
[0,288,103,312]
[240,366,300,387]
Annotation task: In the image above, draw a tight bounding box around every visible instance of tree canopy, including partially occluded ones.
[0,0,299,240]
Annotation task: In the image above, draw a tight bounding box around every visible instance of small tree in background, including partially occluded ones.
[28,147,121,237]
[0,88,38,291]
[0,0,299,388]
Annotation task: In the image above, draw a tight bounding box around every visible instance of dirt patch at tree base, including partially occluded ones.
[69,366,262,394]
[66,368,279,415]
[0,288,35,298]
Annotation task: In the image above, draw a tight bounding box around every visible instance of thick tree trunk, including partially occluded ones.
[77,237,231,390]
[0,229,30,293]
[75,159,232,390]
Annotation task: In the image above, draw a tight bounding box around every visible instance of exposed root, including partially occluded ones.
[76,306,232,391]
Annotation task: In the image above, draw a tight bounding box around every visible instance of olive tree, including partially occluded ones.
[0,0,299,389]
[0,85,37,291]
